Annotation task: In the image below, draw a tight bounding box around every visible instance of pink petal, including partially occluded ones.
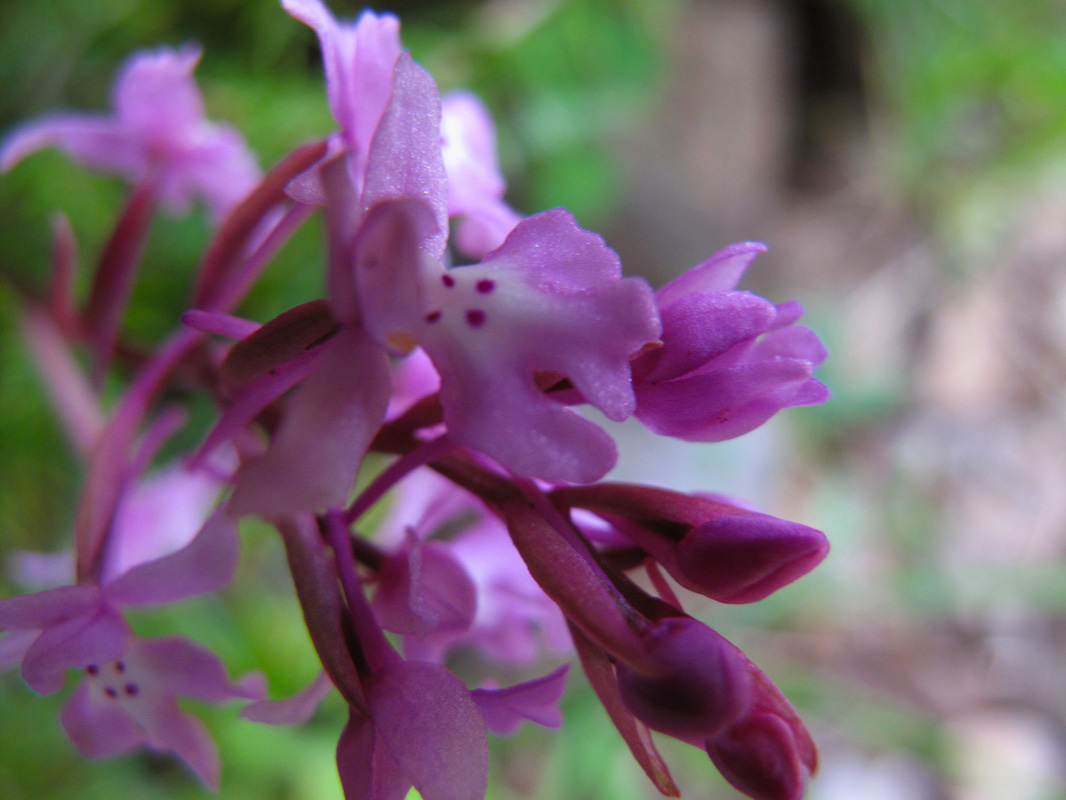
[22,606,129,694]
[104,510,239,606]
[362,53,448,259]
[367,660,489,800]
[472,664,569,735]
[634,359,817,443]
[0,114,140,175]
[140,696,222,789]
[129,636,260,702]
[241,671,334,725]
[61,681,146,759]
[0,584,101,631]
[0,630,38,671]
[655,242,768,306]
[636,291,777,383]
[113,44,205,138]
[229,327,391,515]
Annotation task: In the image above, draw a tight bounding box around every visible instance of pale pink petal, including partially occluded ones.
[61,681,146,758]
[104,510,239,606]
[655,242,768,306]
[241,671,334,725]
[368,660,489,800]
[230,327,391,515]
[362,54,448,258]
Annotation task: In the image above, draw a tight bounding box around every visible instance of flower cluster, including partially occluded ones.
[0,2,829,799]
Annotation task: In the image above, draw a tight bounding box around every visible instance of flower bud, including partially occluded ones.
[557,484,828,603]
[615,617,751,743]
[706,711,810,800]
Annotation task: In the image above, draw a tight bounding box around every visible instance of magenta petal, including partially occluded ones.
[472,664,569,735]
[22,606,129,694]
[105,510,239,606]
[655,242,768,305]
[336,710,412,800]
[241,671,334,726]
[0,584,101,631]
[61,681,146,759]
[637,291,777,383]
[367,660,489,800]
[140,697,222,789]
[362,53,448,259]
[635,359,816,443]
[230,328,391,515]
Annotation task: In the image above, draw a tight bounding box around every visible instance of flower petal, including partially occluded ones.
[362,53,448,258]
[471,664,569,735]
[241,671,334,726]
[105,510,239,606]
[0,584,101,631]
[140,696,222,789]
[336,710,412,800]
[130,636,260,702]
[655,242,767,305]
[21,606,129,694]
[367,660,489,800]
[60,681,146,759]
[229,327,391,515]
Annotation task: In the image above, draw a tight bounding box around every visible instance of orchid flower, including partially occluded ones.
[0,44,260,223]
[632,243,829,442]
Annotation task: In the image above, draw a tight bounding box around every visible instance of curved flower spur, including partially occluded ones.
[0,1,830,798]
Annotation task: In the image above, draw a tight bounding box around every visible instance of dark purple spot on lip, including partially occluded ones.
[87,664,99,676]
[124,683,139,697]
[114,662,125,673]
[476,279,495,294]
[465,309,486,328]
[105,687,119,699]
[442,274,455,287]
[425,310,441,323]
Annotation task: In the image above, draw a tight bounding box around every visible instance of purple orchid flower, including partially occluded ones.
[0,44,261,223]
[283,0,523,247]
[0,459,255,787]
[61,635,263,789]
[632,242,829,442]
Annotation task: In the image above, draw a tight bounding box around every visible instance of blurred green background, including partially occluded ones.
[4,1,1066,798]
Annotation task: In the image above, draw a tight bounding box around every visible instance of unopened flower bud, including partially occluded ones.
[557,484,828,603]
[615,616,751,743]
[706,711,810,800]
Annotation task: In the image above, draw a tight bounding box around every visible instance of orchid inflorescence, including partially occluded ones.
[0,2,830,799]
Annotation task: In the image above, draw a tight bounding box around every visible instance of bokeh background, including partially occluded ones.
[3,0,1066,798]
